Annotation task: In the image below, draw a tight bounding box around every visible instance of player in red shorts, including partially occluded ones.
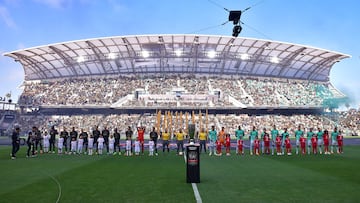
[337,131,344,153]
[216,139,222,156]
[311,135,318,154]
[137,126,145,154]
[285,135,292,155]
[275,135,282,155]
[254,136,260,155]
[225,134,231,156]
[323,129,330,155]
[263,131,270,155]
[237,139,244,155]
[299,134,306,155]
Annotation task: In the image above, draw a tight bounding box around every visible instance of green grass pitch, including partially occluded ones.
[1,146,360,203]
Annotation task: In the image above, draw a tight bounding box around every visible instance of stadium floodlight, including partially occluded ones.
[142,50,150,58]
[108,53,116,59]
[229,10,242,25]
[175,50,182,57]
[207,51,216,58]
[270,56,280,64]
[77,56,85,63]
[240,53,249,60]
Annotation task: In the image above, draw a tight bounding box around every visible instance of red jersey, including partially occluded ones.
[323,133,329,146]
[238,140,243,146]
[337,135,343,146]
[300,137,306,148]
[216,140,221,147]
[225,136,231,147]
[254,139,260,148]
[216,140,222,153]
[285,138,291,149]
[311,136,317,147]
[264,134,270,147]
[275,136,282,147]
[137,128,145,141]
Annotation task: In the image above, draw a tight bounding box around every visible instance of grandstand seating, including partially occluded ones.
[18,76,343,108]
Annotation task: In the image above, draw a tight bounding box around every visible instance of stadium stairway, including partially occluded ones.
[111,94,134,108]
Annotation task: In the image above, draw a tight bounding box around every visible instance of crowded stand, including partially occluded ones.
[17,76,342,108]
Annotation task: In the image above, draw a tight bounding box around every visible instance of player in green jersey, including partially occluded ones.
[294,125,304,155]
[235,126,244,154]
[208,125,217,156]
[281,128,289,155]
[331,127,339,154]
[317,127,324,154]
[307,128,314,155]
[249,126,258,155]
[270,125,279,155]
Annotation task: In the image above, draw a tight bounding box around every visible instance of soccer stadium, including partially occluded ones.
[1,34,360,203]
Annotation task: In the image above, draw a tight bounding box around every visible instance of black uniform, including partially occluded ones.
[70,129,78,141]
[125,128,133,152]
[60,130,69,151]
[93,128,100,152]
[11,127,20,159]
[150,130,159,153]
[80,131,88,152]
[26,132,35,157]
[113,129,121,153]
[102,128,110,152]
[33,128,42,152]
[49,126,58,152]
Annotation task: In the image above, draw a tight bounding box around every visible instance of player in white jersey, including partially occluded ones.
[125,139,132,156]
[70,139,77,155]
[108,135,115,155]
[134,138,140,155]
[58,137,64,155]
[97,135,105,155]
[77,136,84,154]
[88,135,94,155]
[149,140,155,156]
[42,132,50,153]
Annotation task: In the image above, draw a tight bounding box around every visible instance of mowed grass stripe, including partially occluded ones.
[1,149,195,203]
[0,147,106,196]
[197,147,360,203]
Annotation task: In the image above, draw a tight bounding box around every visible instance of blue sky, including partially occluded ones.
[0,0,359,107]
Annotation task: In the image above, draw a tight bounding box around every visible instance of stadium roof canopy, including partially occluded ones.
[4,34,350,82]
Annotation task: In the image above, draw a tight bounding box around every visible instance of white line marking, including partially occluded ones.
[183,152,202,203]
[191,183,202,203]
[48,174,62,203]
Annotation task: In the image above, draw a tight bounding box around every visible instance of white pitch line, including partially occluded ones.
[183,153,203,203]
[48,174,62,203]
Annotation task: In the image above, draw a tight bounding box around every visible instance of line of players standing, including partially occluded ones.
[203,125,344,156]
[25,125,161,157]
[24,124,344,158]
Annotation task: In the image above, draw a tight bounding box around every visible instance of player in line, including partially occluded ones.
[271,125,279,155]
[294,125,303,155]
[235,126,244,155]
[208,126,217,156]
[249,126,258,155]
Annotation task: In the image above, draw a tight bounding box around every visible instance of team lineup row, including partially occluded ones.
[14,124,344,158]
